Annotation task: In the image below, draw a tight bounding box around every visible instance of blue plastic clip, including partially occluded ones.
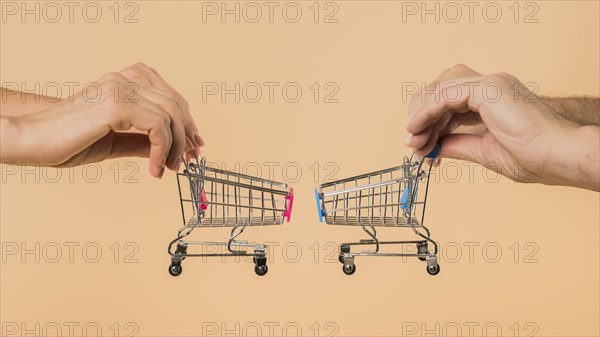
[424,144,440,159]
[314,188,324,222]
[400,187,410,210]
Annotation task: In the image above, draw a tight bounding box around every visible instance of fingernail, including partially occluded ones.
[194,133,204,146]
[175,158,181,171]
[158,165,165,179]
[404,133,413,146]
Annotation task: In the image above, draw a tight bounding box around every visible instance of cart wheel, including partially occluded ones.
[342,264,356,276]
[255,264,268,276]
[338,255,345,264]
[426,264,440,276]
[169,263,183,277]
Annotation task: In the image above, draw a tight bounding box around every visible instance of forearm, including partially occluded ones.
[1,87,63,116]
[541,96,600,126]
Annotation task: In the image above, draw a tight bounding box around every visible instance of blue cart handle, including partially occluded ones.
[314,188,324,223]
[423,144,440,159]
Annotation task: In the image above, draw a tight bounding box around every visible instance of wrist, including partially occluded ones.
[545,124,599,191]
[573,126,600,190]
[0,115,22,163]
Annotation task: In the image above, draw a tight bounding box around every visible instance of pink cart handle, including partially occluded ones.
[199,187,209,211]
[283,188,294,222]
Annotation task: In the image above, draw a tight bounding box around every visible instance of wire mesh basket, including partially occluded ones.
[168,156,294,277]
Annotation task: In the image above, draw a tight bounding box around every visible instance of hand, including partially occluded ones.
[405,64,599,191]
[1,63,204,178]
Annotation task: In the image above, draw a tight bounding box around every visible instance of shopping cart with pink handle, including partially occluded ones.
[168,156,294,277]
[314,145,440,276]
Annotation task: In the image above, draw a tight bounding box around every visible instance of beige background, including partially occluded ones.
[1,1,599,336]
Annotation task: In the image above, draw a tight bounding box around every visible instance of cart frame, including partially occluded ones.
[168,156,294,277]
[315,146,440,276]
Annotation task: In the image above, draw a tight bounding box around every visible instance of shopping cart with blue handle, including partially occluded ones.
[315,145,440,276]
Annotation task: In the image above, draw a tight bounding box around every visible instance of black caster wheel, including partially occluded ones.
[342,264,356,276]
[255,264,268,276]
[338,255,345,264]
[426,264,440,276]
[169,263,183,277]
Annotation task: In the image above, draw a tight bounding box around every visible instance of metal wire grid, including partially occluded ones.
[179,160,290,227]
[318,163,424,227]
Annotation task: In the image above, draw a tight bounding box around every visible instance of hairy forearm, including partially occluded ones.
[0,87,63,116]
[540,96,600,191]
[541,96,600,126]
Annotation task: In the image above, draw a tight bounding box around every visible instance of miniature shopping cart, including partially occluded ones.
[314,145,440,276]
[168,156,294,277]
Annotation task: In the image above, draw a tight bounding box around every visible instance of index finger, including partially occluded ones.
[135,64,203,149]
[409,65,483,120]
[407,77,483,135]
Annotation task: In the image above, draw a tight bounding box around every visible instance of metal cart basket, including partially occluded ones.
[168,156,294,277]
[314,146,440,276]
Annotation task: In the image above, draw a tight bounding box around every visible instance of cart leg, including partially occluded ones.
[175,242,188,260]
[169,243,188,277]
[342,255,356,276]
[339,244,351,263]
[253,250,268,276]
[417,241,428,261]
[426,255,440,276]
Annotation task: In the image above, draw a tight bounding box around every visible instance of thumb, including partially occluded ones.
[438,133,483,164]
